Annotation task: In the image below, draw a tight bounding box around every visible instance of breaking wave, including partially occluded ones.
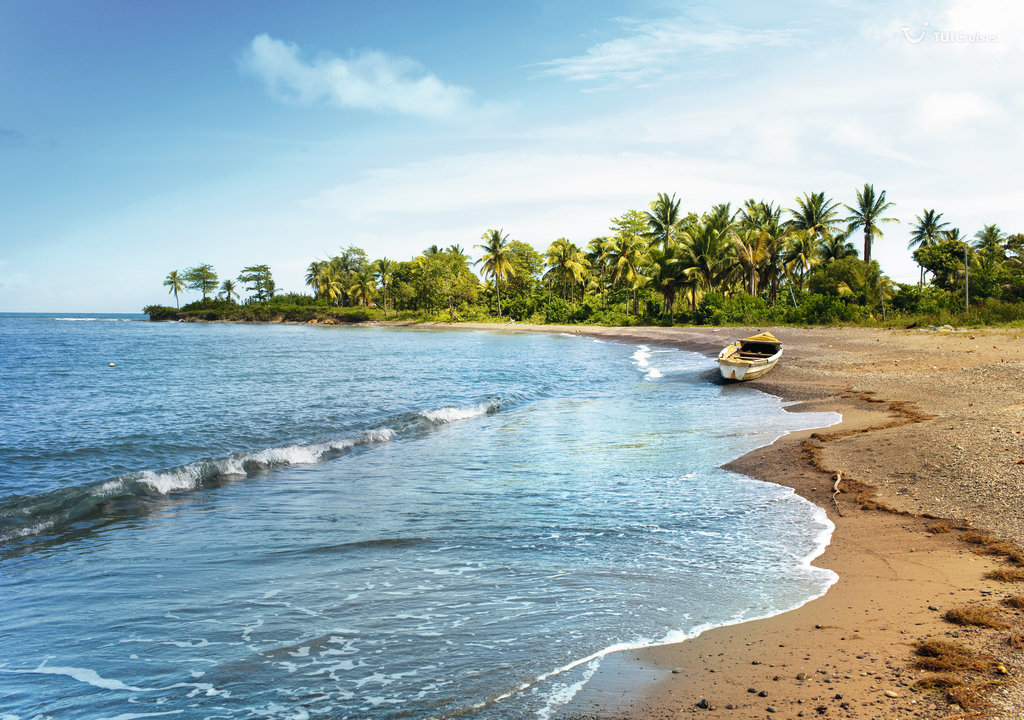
[1,398,511,548]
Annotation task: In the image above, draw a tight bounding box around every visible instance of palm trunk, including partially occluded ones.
[864,227,872,265]
[496,279,502,318]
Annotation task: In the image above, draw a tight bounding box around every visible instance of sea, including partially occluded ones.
[0,313,840,719]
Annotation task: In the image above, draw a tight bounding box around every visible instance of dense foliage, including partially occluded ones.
[149,188,1024,328]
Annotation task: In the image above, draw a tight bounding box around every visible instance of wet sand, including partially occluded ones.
[393,322,1024,719]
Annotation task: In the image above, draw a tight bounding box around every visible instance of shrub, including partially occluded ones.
[543,299,570,324]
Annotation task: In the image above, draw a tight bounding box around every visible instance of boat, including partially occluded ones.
[718,332,782,381]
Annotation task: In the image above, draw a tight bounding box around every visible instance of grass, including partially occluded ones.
[943,606,1009,629]
[913,639,992,672]
[946,682,998,710]
[962,530,998,545]
[1003,595,1024,610]
[985,567,1024,582]
[912,673,962,690]
[960,530,1024,564]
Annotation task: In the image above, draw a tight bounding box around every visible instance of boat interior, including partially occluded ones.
[735,341,780,359]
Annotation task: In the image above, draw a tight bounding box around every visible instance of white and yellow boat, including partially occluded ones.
[717,332,782,381]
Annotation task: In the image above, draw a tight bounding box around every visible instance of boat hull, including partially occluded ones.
[718,355,779,380]
[717,336,782,381]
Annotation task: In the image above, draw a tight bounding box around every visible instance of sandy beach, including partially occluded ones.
[397,322,1024,719]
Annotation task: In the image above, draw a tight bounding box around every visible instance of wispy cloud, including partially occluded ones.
[535,15,800,88]
[0,127,26,143]
[239,34,474,119]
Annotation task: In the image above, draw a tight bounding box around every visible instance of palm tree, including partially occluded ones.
[974,224,1006,255]
[374,258,394,315]
[908,210,950,286]
[734,201,786,296]
[321,266,344,305]
[602,234,646,316]
[732,227,775,297]
[683,215,734,293]
[585,237,610,307]
[820,233,858,263]
[647,245,692,318]
[475,229,516,318]
[349,271,377,307]
[788,192,843,240]
[782,230,821,290]
[843,183,899,265]
[645,192,683,252]
[163,270,185,308]
[219,278,238,303]
[305,260,327,298]
[544,238,588,301]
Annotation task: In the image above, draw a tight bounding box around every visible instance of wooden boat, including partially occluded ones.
[718,332,782,381]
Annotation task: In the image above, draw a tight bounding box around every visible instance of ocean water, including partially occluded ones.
[0,314,839,719]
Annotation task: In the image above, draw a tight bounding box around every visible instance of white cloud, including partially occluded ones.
[916,91,1002,134]
[536,16,799,87]
[239,34,474,119]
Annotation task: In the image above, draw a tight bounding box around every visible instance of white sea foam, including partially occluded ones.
[244,445,323,467]
[137,465,203,494]
[54,317,131,322]
[630,345,651,368]
[18,661,148,691]
[629,344,665,381]
[362,427,395,443]
[419,403,492,424]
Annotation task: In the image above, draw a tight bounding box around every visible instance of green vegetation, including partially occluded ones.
[146,187,1024,327]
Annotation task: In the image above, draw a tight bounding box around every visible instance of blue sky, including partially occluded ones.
[1,0,1021,311]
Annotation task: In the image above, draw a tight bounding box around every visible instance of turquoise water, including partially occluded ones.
[0,315,838,718]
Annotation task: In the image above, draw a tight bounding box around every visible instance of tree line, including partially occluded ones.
[154,183,1024,326]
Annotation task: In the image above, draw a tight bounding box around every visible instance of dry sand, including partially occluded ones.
[394,322,1024,719]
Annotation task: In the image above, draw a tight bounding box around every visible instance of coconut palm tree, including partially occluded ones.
[734,201,786,296]
[843,183,899,265]
[974,224,1006,255]
[908,210,950,286]
[374,258,394,315]
[321,266,344,306]
[645,192,683,252]
[683,214,734,293]
[305,260,328,298]
[782,230,821,290]
[475,229,516,318]
[163,270,185,308]
[732,227,775,297]
[585,237,611,307]
[647,245,695,318]
[820,233,858,263]
[602,233,646,316]
[788,192,843,240]
[349,271,377,307]
[544,238,588,301]
[219,278,238,303]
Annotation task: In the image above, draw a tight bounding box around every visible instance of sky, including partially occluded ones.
[1,0,1022,312]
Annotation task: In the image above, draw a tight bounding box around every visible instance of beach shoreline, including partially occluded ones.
[385,322,1024,719]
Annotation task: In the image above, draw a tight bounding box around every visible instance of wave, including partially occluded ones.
[0,398,513,548]
[0,427,396,547]
[630,345,664,381]
[53,317,133,322]
[418,401,499,425]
